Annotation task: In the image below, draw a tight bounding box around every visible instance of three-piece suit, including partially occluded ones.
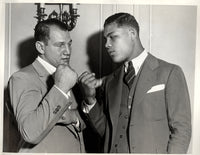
[88,53,191,153]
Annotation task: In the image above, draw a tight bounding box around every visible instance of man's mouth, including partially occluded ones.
[108,51,115,56]
[61,58,70,64]
[62,57,70,61]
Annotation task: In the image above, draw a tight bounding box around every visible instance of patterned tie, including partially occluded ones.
[124,61,135,89]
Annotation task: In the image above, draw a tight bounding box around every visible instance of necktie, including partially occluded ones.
[124,61,135,89]
[47,74,55,90]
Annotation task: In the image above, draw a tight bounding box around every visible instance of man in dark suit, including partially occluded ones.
[79,12,191,153]
[8,19,85,153]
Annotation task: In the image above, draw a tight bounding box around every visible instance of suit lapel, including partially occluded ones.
[32,59,53,89]
[132,54,159,107]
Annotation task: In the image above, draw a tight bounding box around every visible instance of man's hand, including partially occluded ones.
[54,64,78,93]
[58,109,78,125]
[78,71,103,105]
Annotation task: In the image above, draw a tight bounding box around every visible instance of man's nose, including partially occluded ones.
[105,39,111,49]
[62,45,70,55]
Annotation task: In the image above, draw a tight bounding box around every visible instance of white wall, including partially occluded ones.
[2,3,197,153]
[151,5,196,112]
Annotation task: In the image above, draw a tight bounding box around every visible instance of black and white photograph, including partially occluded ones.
[0,0,200,155]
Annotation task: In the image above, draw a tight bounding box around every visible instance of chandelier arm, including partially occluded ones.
[35,3,80,31]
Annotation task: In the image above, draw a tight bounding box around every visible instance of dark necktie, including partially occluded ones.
[124,61,135,89]
[47,75,54,90]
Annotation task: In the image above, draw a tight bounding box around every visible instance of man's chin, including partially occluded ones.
[111,57,123,63]
[58,61,70,66]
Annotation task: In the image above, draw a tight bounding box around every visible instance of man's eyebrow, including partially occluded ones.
[105,31,114,38]
[56,40,72,44]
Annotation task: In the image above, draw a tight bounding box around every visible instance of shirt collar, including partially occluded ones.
[124,49,148,75]
[36,56,56,75]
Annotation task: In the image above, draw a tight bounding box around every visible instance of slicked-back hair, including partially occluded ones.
[34,18,68,45]
[104,12,140,35]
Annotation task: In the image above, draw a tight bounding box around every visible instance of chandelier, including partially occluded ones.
[35,3,80,31]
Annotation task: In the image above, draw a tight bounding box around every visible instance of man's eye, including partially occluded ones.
[68,40,73,47]
[55,43,61,47]
[110,35,117,40]
[55,43,64,47]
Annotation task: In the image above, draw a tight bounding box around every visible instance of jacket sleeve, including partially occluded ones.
[166,65,191,153]
[9,73,72,144]
[87,99,106,137]
[83,77,107,138]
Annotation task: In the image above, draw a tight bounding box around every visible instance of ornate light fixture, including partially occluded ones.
[35,3,80,31]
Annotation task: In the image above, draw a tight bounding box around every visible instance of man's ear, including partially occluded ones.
[129,28,137,40]
[35,41,45,55]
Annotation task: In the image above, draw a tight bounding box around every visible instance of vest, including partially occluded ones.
[111,66,142,153]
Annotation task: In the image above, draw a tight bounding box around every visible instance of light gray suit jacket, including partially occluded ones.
[8,59,85,153]
[88,53,191,153]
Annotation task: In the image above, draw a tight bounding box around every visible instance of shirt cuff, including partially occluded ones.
[82,100,96,113]
[53,85,71,99]
[73,118,80,128]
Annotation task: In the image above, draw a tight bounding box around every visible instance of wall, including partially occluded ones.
[2,3,197,153]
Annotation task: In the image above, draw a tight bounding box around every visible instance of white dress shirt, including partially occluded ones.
[124,49,148,75]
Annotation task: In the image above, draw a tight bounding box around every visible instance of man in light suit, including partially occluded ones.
[79,12,191,153]
[8,19,85,153]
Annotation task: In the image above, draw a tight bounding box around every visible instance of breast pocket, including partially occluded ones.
[142,90,167,121]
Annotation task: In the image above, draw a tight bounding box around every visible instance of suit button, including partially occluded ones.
[53,110,57,114]
[124,115,128,119]
[57,105,61,110]
[53,105,61,114]
[61,116,66,120]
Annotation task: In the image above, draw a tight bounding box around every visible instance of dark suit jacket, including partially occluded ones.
[88,53,191,153]
[8,59,85,153]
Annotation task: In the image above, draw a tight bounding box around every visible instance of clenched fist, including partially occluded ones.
[78,71,103,105]
[54,64,78,93]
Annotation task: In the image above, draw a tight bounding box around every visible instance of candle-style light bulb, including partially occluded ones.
[72,4,77,9]
[40,3,45,9]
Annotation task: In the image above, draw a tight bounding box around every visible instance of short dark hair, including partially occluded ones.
[34,18,68,45]
[104,12,140,35]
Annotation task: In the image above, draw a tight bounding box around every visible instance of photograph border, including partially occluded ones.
[0,0,200,155]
